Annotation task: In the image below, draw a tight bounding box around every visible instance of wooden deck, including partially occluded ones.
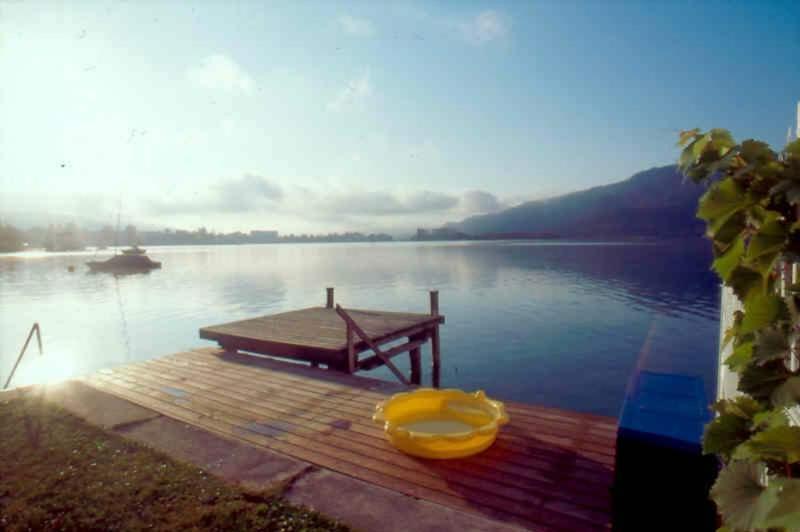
[199,289,446,385]
[84,348,617,531]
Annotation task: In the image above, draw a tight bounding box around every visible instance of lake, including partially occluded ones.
[0,240,719,417]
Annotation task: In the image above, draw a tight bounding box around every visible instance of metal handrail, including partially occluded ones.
[3,322,43,390]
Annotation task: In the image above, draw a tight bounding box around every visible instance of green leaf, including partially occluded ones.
[703,412,752,459]
[692,133,712,159]
[738,360,792,401]
[771,376,800,408]
[710,461,778,531]
[713,237,746,281]
[678,128,701,147]
[711,396,763,419]
[752,327,790,365]
[751,408,789,431]
[727,267,763,301]
[739,139,776,166]
[708,211,746,246]
[784,138,800,159]
[739,426,800,463]
[721,312,743,350]
[740,292,784,335]
[764,479,800,531]
[770,179,800,205]
[708,128,737,155]
[747,219,787,262]
[725,341,753,371]
[697,178,750,223]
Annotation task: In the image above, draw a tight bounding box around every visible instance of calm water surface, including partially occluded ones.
[0,240,719,417]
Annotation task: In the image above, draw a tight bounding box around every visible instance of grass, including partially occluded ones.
[0,391,351,531]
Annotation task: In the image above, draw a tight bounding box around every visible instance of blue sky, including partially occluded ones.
[1,1,798,234]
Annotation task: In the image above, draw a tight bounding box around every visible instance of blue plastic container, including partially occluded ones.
[613,370,718,530]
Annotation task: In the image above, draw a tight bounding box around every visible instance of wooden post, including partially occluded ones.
[346,323,356,373]
[326,287,334,308]
[430,290,439,316]
[429,290,441,388]
[409,341,422,385]
[335,304,410,386]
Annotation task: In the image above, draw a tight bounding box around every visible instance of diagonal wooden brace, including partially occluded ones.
[335,304,411,386]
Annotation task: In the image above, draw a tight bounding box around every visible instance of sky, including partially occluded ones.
[1,1,799,235]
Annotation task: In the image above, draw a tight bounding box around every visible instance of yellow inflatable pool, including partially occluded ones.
[372,388,509,459]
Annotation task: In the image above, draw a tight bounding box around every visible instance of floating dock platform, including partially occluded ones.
[85,348,617,531]
[200,288,445,386]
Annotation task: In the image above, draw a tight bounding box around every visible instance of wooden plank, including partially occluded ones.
[199,306,444,355]
[346,323,355,373]
[85,372,605,530]
[83,376,559,531]
[409,345,421,385]
[358,338,427,371]
[335,305,410,386]
[100,370,608,532]
[136,357,614,508]
[182,350,617,457]
[326,287,334,308]
[155,353,617,488]
[185,350,617,455]
[90,353,614,528]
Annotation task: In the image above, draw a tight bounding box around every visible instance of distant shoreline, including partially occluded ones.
[0,235,708,255]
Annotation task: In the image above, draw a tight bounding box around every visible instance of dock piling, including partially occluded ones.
[326,287,334,308]
[409,332,423,385]
[430,290,441,388]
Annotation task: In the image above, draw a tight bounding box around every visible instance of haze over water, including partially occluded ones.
[0,240,718,417]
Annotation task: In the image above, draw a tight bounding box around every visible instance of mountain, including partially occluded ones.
[446,165,705,239]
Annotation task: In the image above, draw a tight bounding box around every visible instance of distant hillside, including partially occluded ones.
[447,165,705,239]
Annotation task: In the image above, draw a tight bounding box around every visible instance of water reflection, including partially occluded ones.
[0,241,718,416]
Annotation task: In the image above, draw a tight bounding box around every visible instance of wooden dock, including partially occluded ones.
[84,348,617,531]
[200,288,445,386]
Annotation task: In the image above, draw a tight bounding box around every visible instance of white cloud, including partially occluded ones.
[320,190,458,216]
[186,54,254,93]
[147,174,283,214]
[338,15,375,37]
[461,10,509,45]
[328,71,372,112]
[460,190,506,215]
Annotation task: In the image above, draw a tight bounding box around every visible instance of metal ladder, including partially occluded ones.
[3,322,43,390]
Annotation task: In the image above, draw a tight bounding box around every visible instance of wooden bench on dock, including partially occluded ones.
[199,288,445,386]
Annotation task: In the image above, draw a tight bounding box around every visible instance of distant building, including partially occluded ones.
[249,230,279,242]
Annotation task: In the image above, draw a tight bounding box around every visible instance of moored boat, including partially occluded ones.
[121,245,146,255]
[86,253,161,274]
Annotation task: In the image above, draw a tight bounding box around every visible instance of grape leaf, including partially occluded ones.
[746,218,787,261]
[771,376,800,408]
[738,426,800,463]
[713,237,745,282]
[750,409,789,431]
[764,479,800,531]
[698,178,750,223]
[738,360,792,402]
[711,396,763,419]
[703,412,752,459]
[752,327,790,365]
[740,292,785,335]
[725,341,753,371]
[727,267,762,301]
[710,461,777,531]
